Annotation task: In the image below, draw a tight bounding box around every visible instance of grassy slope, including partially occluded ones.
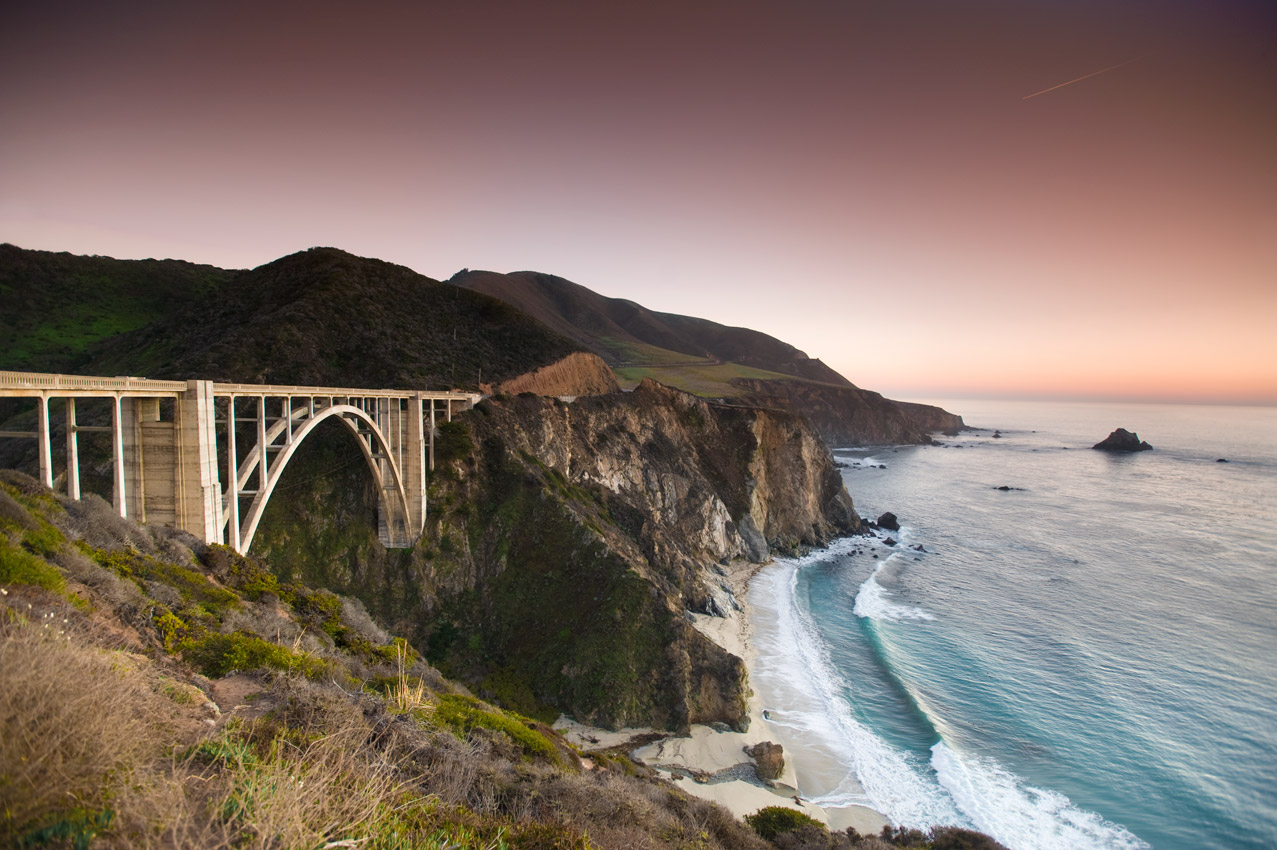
[0,470,1003,850]
[449,270,853,392]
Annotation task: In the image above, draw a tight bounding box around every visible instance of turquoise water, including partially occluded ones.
[749,400,1277,850]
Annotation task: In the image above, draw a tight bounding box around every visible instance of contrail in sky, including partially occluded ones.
[1022,58,1138,100]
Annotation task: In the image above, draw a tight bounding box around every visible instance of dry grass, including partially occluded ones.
[0,606,161,844]
[391,639,434,716]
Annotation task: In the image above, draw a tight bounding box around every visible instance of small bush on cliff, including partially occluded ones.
[434,420,474,466]
[0,537,66,594]
[181,631,332,679]
[746,806,826,841]
[434,694,565,767]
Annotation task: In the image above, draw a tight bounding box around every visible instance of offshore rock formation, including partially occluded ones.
[252,379,859,733]
[1093,428,1153,452]
[489,351,620,397]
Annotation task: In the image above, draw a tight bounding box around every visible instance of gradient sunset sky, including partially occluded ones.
[3,0,1274,403]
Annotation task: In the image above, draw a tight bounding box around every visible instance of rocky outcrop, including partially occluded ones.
[745,741,785,781]
[252,379,859,734]
[892,400,966,435]
[1093,428,1153,452]
[876,512,899,531]
[491,351,620,397]
[729,378,961,447]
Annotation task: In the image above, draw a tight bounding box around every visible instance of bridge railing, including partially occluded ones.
[0,371,187,394]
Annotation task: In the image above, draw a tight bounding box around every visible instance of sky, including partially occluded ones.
[2,0,1274,404]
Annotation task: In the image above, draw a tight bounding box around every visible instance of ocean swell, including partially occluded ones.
[931,742,1151,850]
[854,560,936,622]
[755,536,1157,850]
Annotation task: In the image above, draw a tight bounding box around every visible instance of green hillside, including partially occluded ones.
[0,243,233,374]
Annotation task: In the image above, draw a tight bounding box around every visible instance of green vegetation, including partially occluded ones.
[0,538,66,595]
[0,243,232,374]
[613,360,798,397]
[434,694,565,766]
[745,806,825,841]
[180,631,332,679]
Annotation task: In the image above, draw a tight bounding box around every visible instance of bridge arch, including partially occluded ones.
[235,404,411,554]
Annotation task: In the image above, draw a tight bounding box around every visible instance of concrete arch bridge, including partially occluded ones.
[0,371,479,553]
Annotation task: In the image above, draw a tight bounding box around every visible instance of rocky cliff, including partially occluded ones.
[251,379,859,732]
[730,378,964,446]
[893,399,967,435]
[489,351,621,397]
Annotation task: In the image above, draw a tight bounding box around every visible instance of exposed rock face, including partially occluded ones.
[876,512,900,531]
[492,352,620,397]
[892,400,967,436]
[745,741,785,781]
[1093,428,1153,452]
[253,379,859,734]
[729,378,962,446]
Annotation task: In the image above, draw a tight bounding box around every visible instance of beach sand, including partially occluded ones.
[555,559,889,837]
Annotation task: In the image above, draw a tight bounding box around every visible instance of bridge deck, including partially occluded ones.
[0,370,477,402]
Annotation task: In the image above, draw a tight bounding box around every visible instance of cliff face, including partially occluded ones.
[251,380,859,732]
[730,378,964,446]
[893,400,966,435]
[490,351,620,397]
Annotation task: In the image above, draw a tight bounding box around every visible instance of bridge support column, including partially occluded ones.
[120,397,162,521]
[406,395,426,538]
[111,396,127,517]
[36,394,53,489]
[176,381,223,544]
[65,398,79,499]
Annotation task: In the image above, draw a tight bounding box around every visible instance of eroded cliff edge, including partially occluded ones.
[252,379,859,733]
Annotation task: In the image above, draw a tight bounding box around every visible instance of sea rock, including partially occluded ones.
[1216,458,1229,463]
[877,511,900,531]
[1092,428,1153,452]
[745,741,785,781]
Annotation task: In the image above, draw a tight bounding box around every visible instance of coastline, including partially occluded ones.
[555,557,890,836]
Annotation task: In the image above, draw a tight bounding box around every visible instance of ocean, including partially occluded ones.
[748,399,1277,850]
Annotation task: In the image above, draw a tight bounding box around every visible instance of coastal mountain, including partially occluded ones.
[0,244,856,732]
[0,245,609,393]
[1,243,1009,847]
[89,248,605,391]
[449,269,851,386]
[450,269,963,445]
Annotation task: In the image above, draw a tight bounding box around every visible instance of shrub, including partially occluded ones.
[434,694,563,766]
[434,420,474,465]
[745,806,826,841]
[181,631,331,679]
[86,545,239,611]
[0,538,66,594]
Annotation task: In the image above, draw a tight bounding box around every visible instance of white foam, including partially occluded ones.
[854,562,936,622]
[752,561,961,827]
[932,742,1151,850]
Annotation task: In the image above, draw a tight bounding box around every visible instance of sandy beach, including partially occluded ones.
[556,559,889,836]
